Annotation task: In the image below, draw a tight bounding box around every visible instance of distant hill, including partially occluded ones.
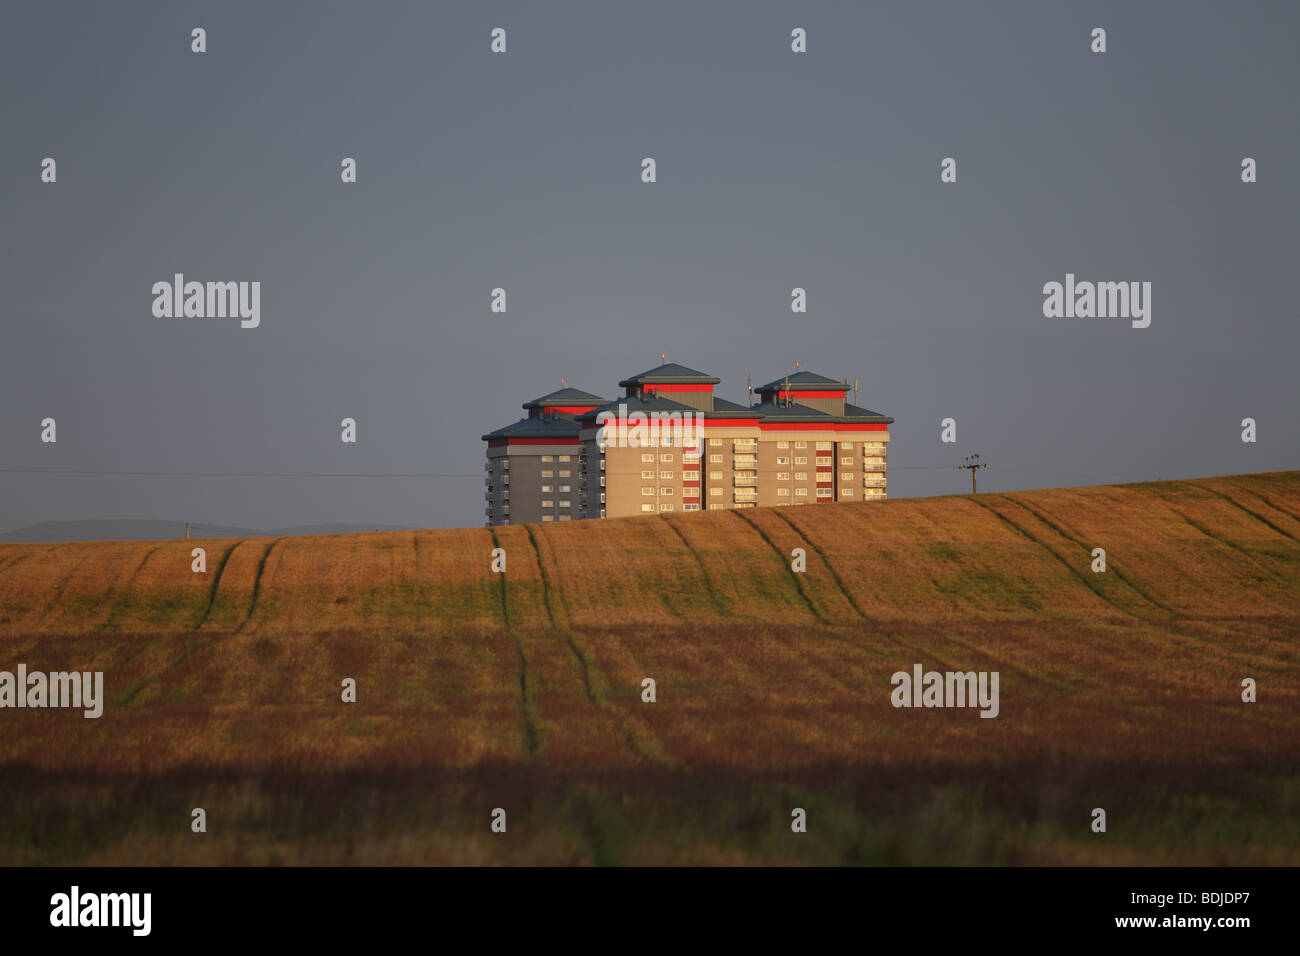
[1,471,1297,865]
[0,517,416,543]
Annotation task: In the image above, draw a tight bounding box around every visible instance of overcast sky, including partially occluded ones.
[2,0,1296,534]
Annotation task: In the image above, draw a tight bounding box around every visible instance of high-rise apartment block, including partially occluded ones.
[483,363,892,525]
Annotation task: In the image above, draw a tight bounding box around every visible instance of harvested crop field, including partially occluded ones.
[1,472,1297,864]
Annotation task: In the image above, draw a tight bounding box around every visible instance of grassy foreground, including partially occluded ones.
[1,472,1298,864]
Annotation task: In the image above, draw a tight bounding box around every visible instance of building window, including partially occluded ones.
[709,471,723,480]
[541,455,554,462]
[709,454,723,463]
[560,500,571,508]
[660,487,673,496]
[541,485,553,493]
[660,503,674,512]
[559,515,571,521]
[559,455,571,462]
[600,493,606,503]
[543,515,554,522]
[708,503,723,510]
[795,472,808,480]
[795,488,808,497]
[683,454,700,463]
[776,456,788,465]
[816,488,833,498]
[660,454,673,462]
[641,470,655,479]
[841,473,853,482]
[776,472,790,481]
[777,441,789,449]
[542,500,554,508]
[641,453,655,463]
[641,504,656,512]
[777,488,790,497]
[795,457,808,465]
[559,470,571,477]
[541,470,554,478]
[660,471,673,479]
[559,485,571,493]
[842,442,854,450]
[709,488,723,496]
[795,441,807,449]
[841,488,854,497]
[816,441,832,450]
[709,438,722,446]
[841,457,854,465]
[599,509,606,518]
[642,487,654,496]
[683,503,700,511]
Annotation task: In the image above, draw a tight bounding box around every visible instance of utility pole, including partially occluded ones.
[958,454,987,494]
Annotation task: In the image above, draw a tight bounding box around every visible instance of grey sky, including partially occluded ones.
[2,1,1296,534]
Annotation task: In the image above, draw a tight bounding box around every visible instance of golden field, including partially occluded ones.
[1,471,1297,864]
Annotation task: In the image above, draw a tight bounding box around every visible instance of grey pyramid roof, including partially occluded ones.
[481,415,582,441]
[618,362,721,387]
[522,387,608,409]
[755,370,849,392]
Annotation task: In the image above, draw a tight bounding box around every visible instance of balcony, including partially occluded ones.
[862,478,887,488]
[863,461,887,473]
[733,491,758,503]
[732,455,758,469]
[733,475,757,487]
[732,441,757,453]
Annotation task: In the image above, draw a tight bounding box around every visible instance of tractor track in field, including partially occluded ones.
[970,496,1156,622]
[973,496,1271,668]
[658,515,727,616]
[120,538,242,704]
[490,527,540,757]
[730,509,820,620]
[769,507,877,623]
[103,545,162,632]
[730,508,962,676]
[1145,488,1296,591]
[1191,482,1299,542]
[235,538,281,634]
[525,524,660,763]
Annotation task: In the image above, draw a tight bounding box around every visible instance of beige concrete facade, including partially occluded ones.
[577,430,889,519]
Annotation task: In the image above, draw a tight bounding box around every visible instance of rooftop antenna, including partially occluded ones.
[747,373,753,408]
[661,353,667,365]
[783,372,790,408]
[854,377,859,406]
